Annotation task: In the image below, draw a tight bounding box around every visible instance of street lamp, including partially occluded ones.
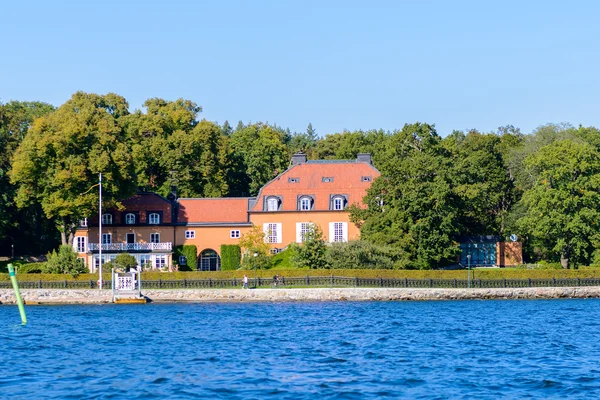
[467,254,471,289]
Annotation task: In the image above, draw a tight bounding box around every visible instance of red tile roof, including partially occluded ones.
[178,198,252,223]
[251,161,379,211]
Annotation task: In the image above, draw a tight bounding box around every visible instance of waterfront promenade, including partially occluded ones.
[2,286,600,304]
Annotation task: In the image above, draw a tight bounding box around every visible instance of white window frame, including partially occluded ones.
[185,230,195,239]
[139,254,152,269]
[263,223,282,244]
[74,236,87,253]
[80,218,88,227]
[230,230,240,239]
[266,197,279,211]
[296,222,313,243]
[125,213,136,224]
[101,214,112,225]
[150,233,160,243]
[102,233,112,244]
[328,222,348,243]
[155,254,167,269]
[333,196,344,211]
[299,197,311,211]
[148,213,160,224]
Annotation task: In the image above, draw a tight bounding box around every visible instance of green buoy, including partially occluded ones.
[8,263,27,325]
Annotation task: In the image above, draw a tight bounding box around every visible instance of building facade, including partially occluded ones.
[74,153,379,271]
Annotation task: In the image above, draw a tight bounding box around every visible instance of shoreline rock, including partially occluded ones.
[1,287,600,305]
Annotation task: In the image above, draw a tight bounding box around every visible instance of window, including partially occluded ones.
[101,214,112,224]
[102,233,112,244]
[185,230,195,239]
[361,176,372,182]
[148,213,160,224]
[80,218,88,227]
[299,197,311,211]
[155,255,167,269]
[329,222,348,243]
[333,196,344,210]
[139,254,152,269]
[126,233,135,244]
[296,222,313,243]
[263,223,282,244]
[150,233,160,243]
[125,213,136,224]
[322,177,334,183]
[230,230,240,238]
[288,177,299,183]
[266,197,279,211]
[74,236,87,253]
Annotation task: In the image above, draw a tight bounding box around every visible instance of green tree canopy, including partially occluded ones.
[10,92,137,245]
[517,140,600,268]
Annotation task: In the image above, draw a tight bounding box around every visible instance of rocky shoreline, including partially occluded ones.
[2,286,600,304]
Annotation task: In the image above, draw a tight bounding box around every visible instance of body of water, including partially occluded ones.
[1,299,600,399]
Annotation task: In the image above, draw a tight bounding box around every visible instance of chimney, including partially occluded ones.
[167,185,178,202]
[291,151,307,165]
[356,153,372,164]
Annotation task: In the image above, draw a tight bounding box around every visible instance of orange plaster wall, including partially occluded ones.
[249,211,360,248]
[175,226,252,256]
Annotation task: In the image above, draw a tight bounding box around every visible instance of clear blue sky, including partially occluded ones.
[1,0,599,137]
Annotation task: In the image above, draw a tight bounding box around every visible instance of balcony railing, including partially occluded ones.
[88,242,172,252]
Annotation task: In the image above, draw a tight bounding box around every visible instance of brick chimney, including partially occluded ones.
[356,153,372,164]
[291,151,307,165]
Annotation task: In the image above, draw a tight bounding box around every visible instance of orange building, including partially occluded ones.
[74,153,379,271]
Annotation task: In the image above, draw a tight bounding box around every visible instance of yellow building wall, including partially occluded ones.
[249,211,359,248]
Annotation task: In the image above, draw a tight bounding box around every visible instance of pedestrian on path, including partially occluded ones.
[243,274,249,289]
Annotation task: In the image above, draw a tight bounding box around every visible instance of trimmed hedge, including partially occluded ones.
[220,245,241,270]
[173,245,198,271]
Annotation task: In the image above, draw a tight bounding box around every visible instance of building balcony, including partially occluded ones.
[88,242,172,252]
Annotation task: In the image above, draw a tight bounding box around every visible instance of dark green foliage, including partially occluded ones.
[14,263,45,274]
[173,245,198,271]
[220,245,241,270]
[291,225,329,269]
[44,245,87,276]
[111,253,138,272]
[326,241,403,269]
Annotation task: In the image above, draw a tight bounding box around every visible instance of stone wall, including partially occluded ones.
[2,287,600,305]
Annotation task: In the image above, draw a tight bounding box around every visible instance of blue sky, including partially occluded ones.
[1,0,599,137]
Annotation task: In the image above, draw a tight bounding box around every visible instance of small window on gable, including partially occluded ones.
[148,213,160,224]
[288,177,299,183]
[230,230,240,238]
[299,196,312,211]
[266,197,280,212]
[185,230,195,239]
[361,176,372,182]
[125,213,136,224]
[322,177,334,183]
[101,214,112,225]
[80,218,88,227]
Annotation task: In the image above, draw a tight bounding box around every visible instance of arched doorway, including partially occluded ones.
[198,249,221,271]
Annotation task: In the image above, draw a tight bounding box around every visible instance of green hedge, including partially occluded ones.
[220,245,241,270]
[173,245,198,271]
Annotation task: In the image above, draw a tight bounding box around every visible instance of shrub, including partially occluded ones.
[291,225,329,269]
[326,240,402,269]
[110,254,138,272]
[44,245,87,277]
[221,245,241,270]
[15,263,45,274]
[174,245,197,271]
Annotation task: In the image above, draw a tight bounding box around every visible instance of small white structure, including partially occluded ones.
[112,269,144,303]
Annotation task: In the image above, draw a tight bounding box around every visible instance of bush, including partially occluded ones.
[44,245,87,277]
[271,247,297,269]
[174,245,197,271]
[15,263,45,274]
[109,254,138,272]
[221,245,241,270]
[326,240,402,269]
[291,225,329,269]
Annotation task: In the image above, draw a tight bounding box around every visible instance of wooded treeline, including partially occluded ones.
[2,91,600,268]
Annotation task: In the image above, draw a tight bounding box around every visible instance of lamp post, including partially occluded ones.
[98,173,103,290]
[253,252,258,288]
[467,254,471,289]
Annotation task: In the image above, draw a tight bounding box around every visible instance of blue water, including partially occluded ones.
[1,300,600,399]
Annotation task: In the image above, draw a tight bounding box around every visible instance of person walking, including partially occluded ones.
[243,274,249,289]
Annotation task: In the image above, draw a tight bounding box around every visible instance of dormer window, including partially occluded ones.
[288,177,299,183]
[125,213,136,225]
[148,213,160,224]
[330,194,348,211]
[101,214,112,225]
[79,218,88,227]
[297,195,314,211]
[265,196,281,212]
[322,177,334,183]
[333,196,344,210]
[361,176,372,182]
